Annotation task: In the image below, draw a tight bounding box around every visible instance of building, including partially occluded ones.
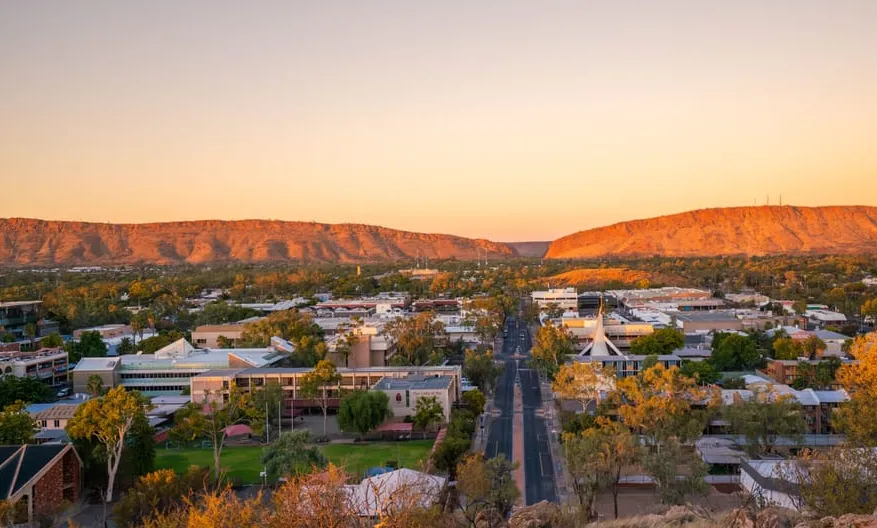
[373,374,455,421]
[0,444,82,524]
[531,288,578,312]
[0,348,69,387]
[191,324,246,348]
[191,365,462,418]
[27,403,81,443]
[674,312,744,333]
[572,354,683,379]
[71,338,286,395]
[611,287,712,310]
[561,316,653,353]
[315,293,410,313]
[0,301,46,339]
[73,324,156,355]
[740,459,800,511]
[805,309,847,327]
[676,299,726,311]
[759,358,851,386]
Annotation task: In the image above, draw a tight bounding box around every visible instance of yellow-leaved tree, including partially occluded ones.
[833,332,877,446]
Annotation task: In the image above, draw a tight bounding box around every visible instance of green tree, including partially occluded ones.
[66,386,151,501]
[463,349,503,394]
[792,300,808,316]
[117,336,135,354]
[337,390,391,439]
[711,333,761,370]
[431,434,470,481]
[39,332,64,348]
[725,390,806,457]
[679,360,721,385]
[240,310,326,365]
[630,328,684,356]
[67,330,108,362]
[300,359,342,438]
[785,448,877,518]
[87,374,104,397]
[260,430,327,481]
[253,380,283,441]
[215,335,234,349]
[531,322,576,378]
[642,437,709,505]
[23,323,36,348]
[552,361,615,413]
[0,376,53,407]
[0,401,38,444]
[462,389,486,415]
[412,395,444,433]
[169,387,263,481]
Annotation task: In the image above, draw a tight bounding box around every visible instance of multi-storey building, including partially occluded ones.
[531,288,578,312]
[0,348,69,387]
[191,365,462,419]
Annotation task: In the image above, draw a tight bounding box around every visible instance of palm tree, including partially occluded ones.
[23,323,36,349]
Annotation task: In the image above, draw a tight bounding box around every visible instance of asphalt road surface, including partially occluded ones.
[485,316,558,505]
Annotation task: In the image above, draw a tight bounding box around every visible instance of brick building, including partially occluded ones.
[0,444,82,524]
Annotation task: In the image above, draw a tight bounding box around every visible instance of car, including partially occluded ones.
[56,388,70,398]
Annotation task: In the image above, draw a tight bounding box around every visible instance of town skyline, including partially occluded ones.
[2,1,877,240]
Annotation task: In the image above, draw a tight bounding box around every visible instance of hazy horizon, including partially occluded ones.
[2,1,876,240]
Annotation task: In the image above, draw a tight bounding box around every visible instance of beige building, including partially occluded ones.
[373,374,455,422]
[192,324,246,348]
[191,365,462,418]
[0,348,69,387]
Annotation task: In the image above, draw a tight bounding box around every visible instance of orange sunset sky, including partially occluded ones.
[1,1,876,241]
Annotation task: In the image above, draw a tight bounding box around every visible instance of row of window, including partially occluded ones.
[121,372,198,380]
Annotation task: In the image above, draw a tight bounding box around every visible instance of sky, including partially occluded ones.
[1,1,876,242]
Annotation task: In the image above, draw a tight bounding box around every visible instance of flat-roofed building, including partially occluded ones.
[191,324,245,348]
[571,354,682,379]
[531,288,578,312]
[0,348,69,387]
[561,317,653,352]
[373,374,454,421]
[191,365,462,418]
[0,301,50,339]
[72,338,286,395]
[674,311,743,333]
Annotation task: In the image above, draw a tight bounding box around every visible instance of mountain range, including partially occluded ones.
[1,206,876,266]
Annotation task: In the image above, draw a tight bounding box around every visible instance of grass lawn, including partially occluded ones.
[155,440,434,484]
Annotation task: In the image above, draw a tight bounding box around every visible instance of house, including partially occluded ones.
[191,324,246,348]
[30,404,80,443]
[0,444,82,524]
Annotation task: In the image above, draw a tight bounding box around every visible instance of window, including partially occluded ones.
[53,420,60,428]
[222,381,229,390]
[395,393,402,403]
[405,390,410,407]
[41,420,47,428]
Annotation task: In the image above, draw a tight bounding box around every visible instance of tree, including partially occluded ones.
[530,322,576,378]
[66,386,151,501]
[260,430,327,481]
[725,390,806,457]
[268,463,360,528]
[215,335,234,349]
[711,333,761,370]
[431,434,470,481]
[462,349,502,394]
[783,448,877,517]
[630,328,684,356]
[383,312,447,366]
[0,376,53,407]
[87,374,104,397]
[562,428,606,517]
[253,380,283,441]
[40,332,64,348]
[337,390,391,439]
[240,310,326,366]
[461,389,486,416]
[332,321,361,367]
[300,359,342,438]
[67,330,107,362]
[456,454,520,526]
[23,323,36,348]
[642,437,709,505]
[792,300,808,316]
[0,401,38,444]
[117,336,135,354]
[551,361,615,414]
[112,466,210,528]
[412,396,444,433]
[833,332,877,446]
[596,420,641,519]
[130,315,144,346]
[679,360,721,385]
[862,298,877,322]
[169,387,263,481]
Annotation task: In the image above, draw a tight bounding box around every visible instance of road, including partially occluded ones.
[485,316,558,505]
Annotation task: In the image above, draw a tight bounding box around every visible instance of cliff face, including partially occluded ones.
[0,218,517,266]
[546,206,877,259]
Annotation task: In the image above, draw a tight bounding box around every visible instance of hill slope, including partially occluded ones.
[505,241,551,258]
[546,206,877,259]
[0,218,517,266]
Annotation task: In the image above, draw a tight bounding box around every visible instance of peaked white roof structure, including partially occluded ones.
[154,338,197,359]
[579,301,622,357]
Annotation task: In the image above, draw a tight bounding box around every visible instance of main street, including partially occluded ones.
[486,316,558,505]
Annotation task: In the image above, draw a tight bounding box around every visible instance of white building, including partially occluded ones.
[531,288,578,312]
[373,374,455,421]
